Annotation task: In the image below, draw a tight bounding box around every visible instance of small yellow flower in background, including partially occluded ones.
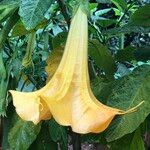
[10,6,142,133]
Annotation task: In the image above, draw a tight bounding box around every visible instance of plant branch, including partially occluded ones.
[70,127,81,150]
[26,75,41,90]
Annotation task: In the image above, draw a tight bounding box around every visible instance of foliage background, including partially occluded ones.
[0,0,150,149]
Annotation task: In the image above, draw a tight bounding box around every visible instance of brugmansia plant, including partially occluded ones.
[10,5,142,134]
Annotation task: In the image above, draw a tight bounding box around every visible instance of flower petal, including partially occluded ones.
[9,90,51,124]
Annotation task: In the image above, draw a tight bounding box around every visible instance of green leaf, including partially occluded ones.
[97,18,117,28]
[113,8,122,16]
[0,51,8,116]
[89,3,98,10]
[29,122,58,150]
[22,32,36,67]
[89,40,116,77]
[130,4,150,27]
[135,47,150,61]
[95,8,112,16]
[12,19,49,37]
[52,32,68,49]
[115,46,136,61]
[106,65,150,142]
[91,78,113,104]
[0,0,20,5]
[0,79,7,115]
[8,119,41,150]
[103,24,150,36]
[111,0,127,12]
[0,3,18,23]
[48,119,68,150]
[110,129,145,150]
[46,48,63,82]
[11,20,32,37]
[19,0,54,30]
[115,46,150,62]
[130,129,145,150]
[2,105,18,149]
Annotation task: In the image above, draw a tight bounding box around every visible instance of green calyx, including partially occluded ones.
[72,0,89,17]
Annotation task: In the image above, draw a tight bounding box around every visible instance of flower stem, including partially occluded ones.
[72,131,81,150]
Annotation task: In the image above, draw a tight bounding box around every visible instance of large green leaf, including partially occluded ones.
[19,0,54,30]
[8,119,41,150]
[130,4,150,27]
[29,122,58,150]
[2,105,18,149]
[110,129,145,150]
[48,119,68,150]
[106,65,150,142]
[91,78,113,104]
[89,40,116,77]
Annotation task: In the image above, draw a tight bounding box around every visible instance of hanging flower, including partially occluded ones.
[41,6,138,133]
[10,6,142,133]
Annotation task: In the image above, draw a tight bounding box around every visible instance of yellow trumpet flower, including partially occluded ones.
[10,6,141,133]
[41,6,128,133]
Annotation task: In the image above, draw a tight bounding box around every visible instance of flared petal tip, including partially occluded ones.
[9,90,52,124]
[71,116,115,134]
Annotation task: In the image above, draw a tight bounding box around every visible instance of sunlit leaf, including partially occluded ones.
[19,0,54,30]
[8,119,41,150]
